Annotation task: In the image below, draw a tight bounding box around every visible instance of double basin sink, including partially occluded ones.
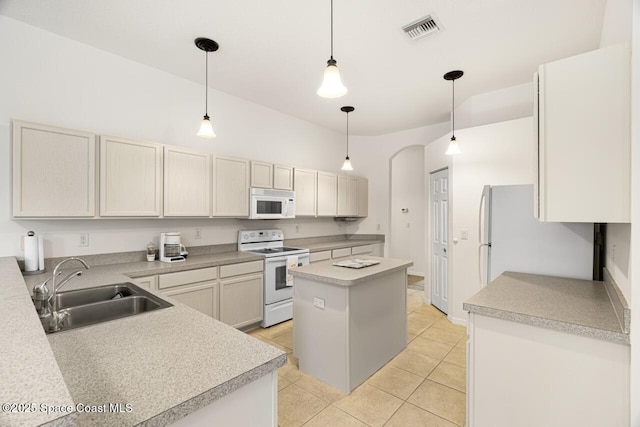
[45,283,172,334]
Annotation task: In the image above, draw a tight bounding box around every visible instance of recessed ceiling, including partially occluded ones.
[0,0,606,135]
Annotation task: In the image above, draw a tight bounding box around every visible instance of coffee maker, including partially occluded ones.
[160,232,187,263]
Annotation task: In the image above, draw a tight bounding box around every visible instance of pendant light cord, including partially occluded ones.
[346,111,349,156]
[204,51,209,116]
[451,79,455,138]
[330,0,334,59]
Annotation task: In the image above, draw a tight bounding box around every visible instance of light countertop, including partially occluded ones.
[290,255,413,286]
[463,271,630,344]
[1,256,286,427]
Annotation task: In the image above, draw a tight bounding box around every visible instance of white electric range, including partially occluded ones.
[238,229,309,327]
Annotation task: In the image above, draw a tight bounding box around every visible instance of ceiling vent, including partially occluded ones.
[402,15,441,41]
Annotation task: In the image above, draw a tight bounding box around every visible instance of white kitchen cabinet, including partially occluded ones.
[332,247,351,258]
[310,251,332,263]
[158,267,219,319]
[317,171,338,217]
[133,275,157,291]
[294,168,317,216]
[220,261,264,329]
[337,175,358,217]
[273,165,294,191]
[212,156,250,217]
[467,312,629,426]
[163,146,210,217]
[535,42,630,222]
[357,177,368,217]
[250,161,273,189]
[99,136,162,217]
[12,120,96,217]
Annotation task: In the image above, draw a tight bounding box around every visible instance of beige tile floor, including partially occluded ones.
[247,282,467,427]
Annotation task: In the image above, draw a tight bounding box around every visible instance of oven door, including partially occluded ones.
[264,253,309,304]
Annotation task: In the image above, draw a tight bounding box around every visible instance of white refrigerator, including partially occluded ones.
[479,184,594,286]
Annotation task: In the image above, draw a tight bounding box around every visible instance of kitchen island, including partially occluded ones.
[464,271,630,427]
[1,256,286,427]
[289,256,412,393]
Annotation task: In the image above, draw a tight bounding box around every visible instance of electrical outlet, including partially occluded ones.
[313,297,325,310]
[295,224,300,233]
[79,234,89,247]
[19,235,24,251]
[195,228,202,240]
[377,224,381,231]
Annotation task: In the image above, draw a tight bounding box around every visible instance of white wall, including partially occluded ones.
[600,0,633,47]
[389,145,425,275]
[0,16,359,258]
[425,118,535,324]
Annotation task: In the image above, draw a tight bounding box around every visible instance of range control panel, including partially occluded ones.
[238,229,284,243]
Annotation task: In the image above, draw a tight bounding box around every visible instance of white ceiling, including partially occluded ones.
[0,0,606,135]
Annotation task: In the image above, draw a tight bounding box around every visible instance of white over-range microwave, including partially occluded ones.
[249,188,296,219]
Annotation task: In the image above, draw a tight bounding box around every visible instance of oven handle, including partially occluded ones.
[264,254,310,264]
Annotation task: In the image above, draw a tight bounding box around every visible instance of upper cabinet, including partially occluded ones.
[99,136,162,217]
[213,156,250,217]
[357,177,368,217]
[273,165,294,191]
[12,120,96,217]
[294,168,317,216]
[250,161,273,189]
[535,42,630,222]
[317,171,338,217]
[163,146,210,217]
[337,175,358,217]
[251,161,294,191]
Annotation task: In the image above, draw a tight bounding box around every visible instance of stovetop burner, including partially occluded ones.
[250,247,302,254]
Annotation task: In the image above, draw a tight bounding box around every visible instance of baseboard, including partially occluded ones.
[448,315,467,327]
[407,270,425,277]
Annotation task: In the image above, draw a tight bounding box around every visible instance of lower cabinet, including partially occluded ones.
[220,261,264,329]
[149,261,264,329]
[157,267,220,319]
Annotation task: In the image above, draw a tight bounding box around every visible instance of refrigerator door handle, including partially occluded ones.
[478,192,486,246]
[478,243,491,287]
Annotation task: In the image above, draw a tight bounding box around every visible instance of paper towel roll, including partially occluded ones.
[38,236,45,271]
[24,231,38,272]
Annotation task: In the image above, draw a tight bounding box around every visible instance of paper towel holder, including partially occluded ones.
[22,230,46,276]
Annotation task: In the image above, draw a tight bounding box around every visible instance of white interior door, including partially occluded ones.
[430,169,449,314]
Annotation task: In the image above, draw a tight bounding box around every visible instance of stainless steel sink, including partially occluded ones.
[44,282,172,334]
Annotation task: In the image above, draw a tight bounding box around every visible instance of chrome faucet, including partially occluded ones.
[33,257,90,332]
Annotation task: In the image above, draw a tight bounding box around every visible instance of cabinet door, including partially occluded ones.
[537,42,630,222]
[273,165,294,191]
[294,168,317,216]
[250,161,273,189]
[100,136,162,216]
[337,176,358,217]
[212,156,250,217]
[134,275,157,291]
[357,177,368,217]
[317,171,338,217]
[163,146,210,217]
[220,273,263,329]
[12,120,96,217]
[161,281,219,319]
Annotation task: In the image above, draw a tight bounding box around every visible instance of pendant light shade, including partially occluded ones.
[318,0,347,98]
[195,37,219,139]
[340,106,355,170]
[444,70,464,155]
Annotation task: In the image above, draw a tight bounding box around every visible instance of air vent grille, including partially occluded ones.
[402,15,441,41]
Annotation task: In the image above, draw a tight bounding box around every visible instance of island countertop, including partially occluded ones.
[463,271,630,344]
[0,257,286,427]
[289,256,413,286]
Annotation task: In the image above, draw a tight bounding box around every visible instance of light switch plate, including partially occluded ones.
[313,297,325,310]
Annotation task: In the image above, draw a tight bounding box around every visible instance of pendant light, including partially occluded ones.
[340,106,354,171]
[317,0,348,98]
[195,37,219,138]
[444,70,464,155]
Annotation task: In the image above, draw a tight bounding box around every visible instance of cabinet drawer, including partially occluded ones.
[220,260,263,278]
[310,251,332,263]
[332,247,352,258]
[158,267,218,289]
[133,275,157,290]
[351,245,373,255]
